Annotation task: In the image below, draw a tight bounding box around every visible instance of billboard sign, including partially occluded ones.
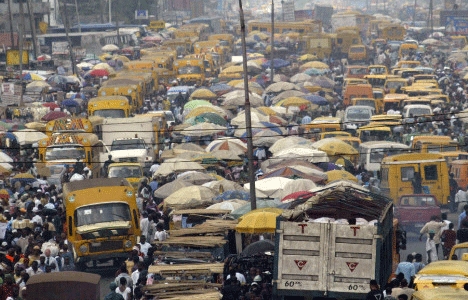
[135,10,149,20]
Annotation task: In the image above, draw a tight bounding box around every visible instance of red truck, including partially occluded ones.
[393,194,441,232]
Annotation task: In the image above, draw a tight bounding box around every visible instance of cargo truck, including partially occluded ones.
[273,182,395,299]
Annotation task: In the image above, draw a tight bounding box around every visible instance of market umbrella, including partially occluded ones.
[244,177,294,198]
[214,190,250,201]
[206,199,246,212]
[326,170,358,183]
[25,122,46,132]
[101,44,119,52]
[177,171,217,185]
[273,148,329,163]
[280,179,316,199]
[253,135,281,147]
[298,54,318,62]
[300,61,330,70]
[0,152,13,163]
[26,81,51,92]
[265,82,300,93]
[210,149,243,161]
[290,73,312,83]
[261,58,291,69]
[271,90,306,104]
[281,190,315,203]
[312,138,359,156]
[22,72,46,81]
[234,82,264,95]
[12,129,47,146]
[62,99,80,107]
[241,239,275,256]
[153,179,194,199]
[92,63,115,73]
[76,62,94,69]
[11,173,36,184]
[42,102,60,110]
[222,65,244,74]
[273,74,289,83]
[311,76,335,89]
[230,199,283,219]
[184,106,226,119]
[180,123,226,137]
[303,68,327,76]
[189,88,217,100]
[206,138,247,153]
[41,111,68,121]
[203,179,244,193]
[185,113,227,126]
[223,92,263,107]
[260,166,326,183]
[303,94,329,106]
[257,106,277,116]
[183,100,213,111]
[46,75,68,87]
[164,186,215,210]
[231,110,269,126]
[275,96,312,108]
[270,136,314,153]
[209,83,233,94]
[421,38,442,45]
[88,69,109,77]
[154,158,205,176]
[236,211,280,233]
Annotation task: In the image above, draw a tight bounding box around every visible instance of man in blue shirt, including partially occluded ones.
[395,254,415,283]
[458,204,468,229]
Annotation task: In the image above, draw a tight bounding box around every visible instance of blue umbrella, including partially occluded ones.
[303,95,328,106]
[261,58,290,69]
[258,122,282,134]
[62,99,80,107]
[304,68,326,76]
[214,190,250,202]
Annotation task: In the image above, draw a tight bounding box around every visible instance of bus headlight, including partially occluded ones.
[124,240,132,248]
[79,244,89,253]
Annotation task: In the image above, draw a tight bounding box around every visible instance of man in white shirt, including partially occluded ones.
[26,261,43,276]
[131,262,144,291]
[149,161,160,176]
[154,223,167,242]
[455,185,468,213]
[44,248,58,272]
[31,208,43,226]
[138,235,151,257]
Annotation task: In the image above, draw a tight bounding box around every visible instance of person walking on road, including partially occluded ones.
[395,254,415,283]
[419,215,446,258]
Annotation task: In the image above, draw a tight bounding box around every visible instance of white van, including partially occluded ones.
[401,104,432,119]
[343,105,375,130]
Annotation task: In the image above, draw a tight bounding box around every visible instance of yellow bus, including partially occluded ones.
[380,153,450,204]
[411,136,460,153]
[37,132,107,177]
[411,288,468,300]
[173,58,206,85]
[87,96,132,118]
[378,24,406,41]
[98,85,142,113]
[62,178,141,270]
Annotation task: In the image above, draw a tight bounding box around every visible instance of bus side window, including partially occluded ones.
[401,167,415,181]
[424,165,438,180]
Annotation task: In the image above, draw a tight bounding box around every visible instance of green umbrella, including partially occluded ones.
[183,100,212,111]
[196,113,227,126]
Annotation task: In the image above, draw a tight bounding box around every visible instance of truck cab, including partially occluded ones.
[110,137,154,168]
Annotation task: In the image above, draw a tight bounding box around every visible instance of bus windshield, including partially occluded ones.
[178,66,202,75]
[370,147,407,163]
[94,109,126,118]
[111,139,146,151]
[46,145,86,161]
[108,166,142,178]
[75,202,131,226]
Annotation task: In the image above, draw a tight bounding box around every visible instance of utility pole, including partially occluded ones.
[19,0,25,107]
[238,0,256,211]
[60,0,76,75]
[26,0,39,59]
[270,0,274,83]
[74,0,81,32]
[7,0,15,48]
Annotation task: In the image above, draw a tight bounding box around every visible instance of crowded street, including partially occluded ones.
[0,0,467,299]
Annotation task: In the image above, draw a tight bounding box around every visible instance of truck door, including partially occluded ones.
[325,223,378,295]
[421,162,445,204]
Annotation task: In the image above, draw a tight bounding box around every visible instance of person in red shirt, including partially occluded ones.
[441,223,457,259]
[0,274,19,300]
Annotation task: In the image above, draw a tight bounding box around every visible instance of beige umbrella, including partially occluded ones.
[203,179,244,193]
[273,148,329,163]
[177,171,216,184]
[180,123,226,137]
[244,177,294,198]
[300,61,330,70]
[270,136,314,153]
[265,82,300,93]
[101,44,119,52]
[273,74,289,82]
[231,110,269,126]
[154,158,205,176]
[206,199,246,212]
[189,88,217,100]
[222,91,264,107]
[164,186,215,209]
[153,179,194,199]
[290,73,312,83]
[271,90,306,104]
[210,149,243,161]
[173,143,206,154]
[234,82,264,95]
[280,179,317,199]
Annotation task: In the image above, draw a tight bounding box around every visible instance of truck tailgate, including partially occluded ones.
[275,221,379,298]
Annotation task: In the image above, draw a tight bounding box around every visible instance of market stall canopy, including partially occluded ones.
[206,199,246,212]
[244,177,294,198]
[177,171,217,185]
[12,129,47,145]
[153,179,194,199]
[326,170,358,183]
[236,211,280,234]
